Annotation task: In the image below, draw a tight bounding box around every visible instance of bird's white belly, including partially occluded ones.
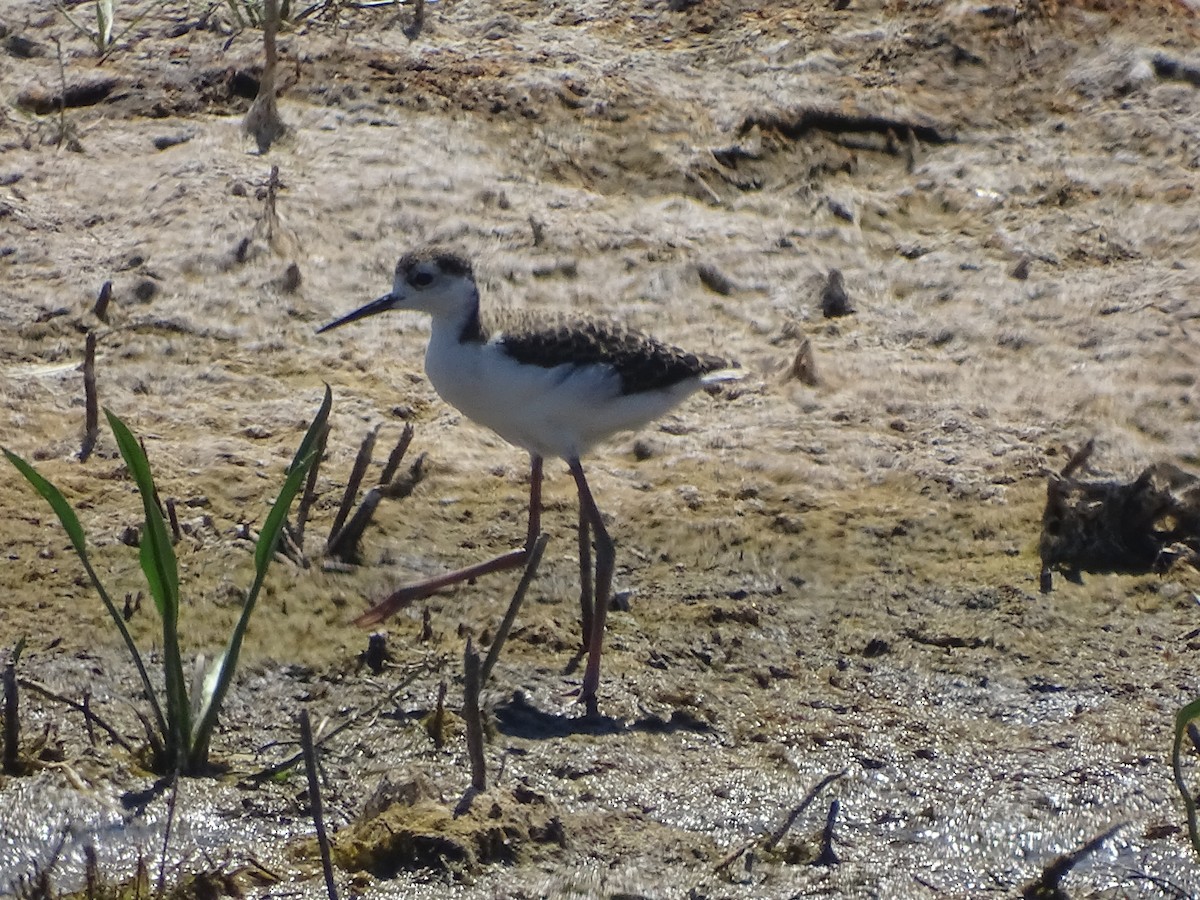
[425,338,694,460]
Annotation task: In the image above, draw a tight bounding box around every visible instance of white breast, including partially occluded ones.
[424,328,704,461]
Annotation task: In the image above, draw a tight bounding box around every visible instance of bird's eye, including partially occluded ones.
[411,271,434,288]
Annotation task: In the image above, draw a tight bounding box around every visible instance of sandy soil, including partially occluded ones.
[2,0,1200,896]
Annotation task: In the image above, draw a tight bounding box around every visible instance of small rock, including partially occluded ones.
[697,262,736,295]
[827,197,855,222]
[132,279,158,302]
[631,439,657,461]
[820,269,853,318]
[1010,256,1032,280]
[152,131,194,151]
[280,262,302,293]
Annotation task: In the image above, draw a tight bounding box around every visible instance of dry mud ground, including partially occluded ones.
[3,0,1200,896]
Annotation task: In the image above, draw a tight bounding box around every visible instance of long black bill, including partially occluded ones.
[316,292,399,334]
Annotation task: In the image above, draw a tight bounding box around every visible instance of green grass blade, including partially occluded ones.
[286,384,331,480]
[1173,695,1200,856]
[3,447,168,743]
[188,388,329,769]
[4,449,89,557]
[106,411,190,769]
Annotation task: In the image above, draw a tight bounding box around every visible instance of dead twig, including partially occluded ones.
[165,497,181,543]
[242,0,287,153]
[291,419,329,554]
[327,431,425,564]
[717,768,847,874]
[79,332,99,462]
[1060,437,1095,479]
[3,643,22,776]
[17,676,136,756]
[404,0,426,39]
[94,280,112,321]
[244,662,428,782]
[480,533,548,686]
[784,337,819,386]
[378,423,414,484]
[814,799,840,866]
[1021,822,1124,899]
[463,638,486,791]
[326,426,379,554]
[156,773,179,896]
[300,709,340,900]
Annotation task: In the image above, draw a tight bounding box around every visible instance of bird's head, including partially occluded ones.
[317,249,478,334]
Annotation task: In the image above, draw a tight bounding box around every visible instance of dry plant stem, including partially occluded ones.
[293,422,329,550]
[327,425,378,551]
[3,660,18,775]
[246,665,426,781]
[18,677,135,754]
[1023,822,1125,897]
[379,423,414,484]
[463,638,486,791]
[327,487,382,562]
[815,799,840,865]
[763,769,846,851]
[481,532,548,686]
[165,498,181,543]
[94,280,112,321]
[404,0,425,38]
[1061,437,1096,478]
[82,690,96,746]
[717,769,847,874]
[300,709,340,900]
[156,774,179,896]
[243,0,287,153]
[53,36,67,149]
[80,332,99,462]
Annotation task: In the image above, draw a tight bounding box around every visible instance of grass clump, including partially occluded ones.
[3,387,331,775]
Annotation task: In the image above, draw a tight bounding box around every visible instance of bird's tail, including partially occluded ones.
[701,366,745,386]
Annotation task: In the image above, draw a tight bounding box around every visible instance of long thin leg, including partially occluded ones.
[577,501,594,648]
[355,454,545,627]
[569,458,614,717]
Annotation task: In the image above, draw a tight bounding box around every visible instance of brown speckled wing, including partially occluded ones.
[489,313,733,395]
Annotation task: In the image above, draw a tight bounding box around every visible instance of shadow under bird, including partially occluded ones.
[318,248,742,715]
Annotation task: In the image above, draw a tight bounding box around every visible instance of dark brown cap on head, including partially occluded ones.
[396,248,474,280]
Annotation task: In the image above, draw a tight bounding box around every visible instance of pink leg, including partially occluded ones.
[355,454,544,627]
[569,458,614,717]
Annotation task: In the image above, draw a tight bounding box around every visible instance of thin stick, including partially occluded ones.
[814,799,840,865]
[326,487,382,563]
[763,769,846,850]
[82,690,97,747]
[378,423,414,485]
[293,422,328,552]
[300,709,340,900]
[80,332,99,462]
[53,36,67,149]
[716,769,847,874]
[463,639,486,791]
[94,280,112,321]
[156,772,179,897]
[326,426,378,552]
[245,664,427,781]
[165,498,181,543]
[18,676,136,754]
[480,533,548,686]
[3,659,18,775]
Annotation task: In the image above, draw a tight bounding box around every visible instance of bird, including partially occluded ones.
[318,247,741,715]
